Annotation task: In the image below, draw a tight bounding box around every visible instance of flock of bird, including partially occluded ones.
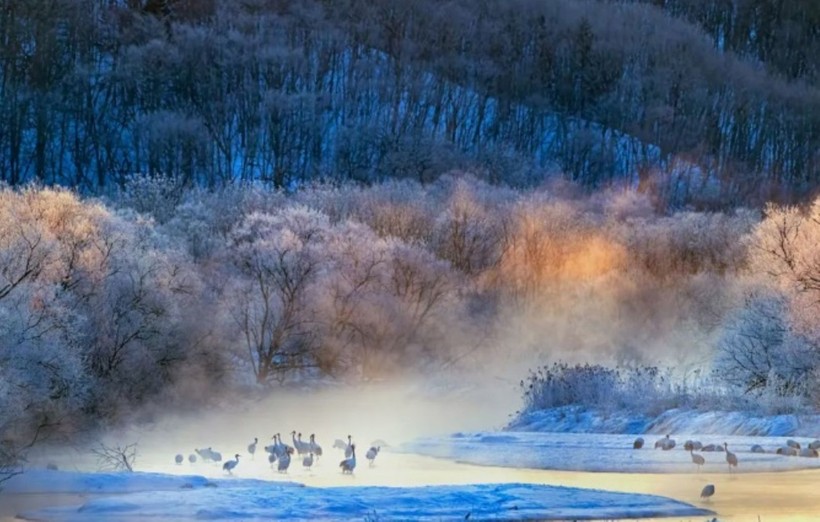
[633,434,820,470]
[632,434,737,473]
[632,434,820,502]
[174,431,383,476]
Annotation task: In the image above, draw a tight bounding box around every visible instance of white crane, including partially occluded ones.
[654,434,675,450]
[724,442,737,471]
[345,435,354,458]
[310,434,323,460]
[366,446,380,467]
[700,484,715,500]
[303,452,314,470]
[223,454,240,474]
[264,437,277,456]
[194,448,213,462]
[291,431,308,456]
[340,444,356,474]
[799,448,819,458]
[248,437,258,460]
[690,449,705,471]
[277,448,292,473]
[684,440,703,451]
[297,433,310,456]
[777,446,798,456]
[278,433,293,456]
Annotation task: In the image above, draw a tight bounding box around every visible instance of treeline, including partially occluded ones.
[644,0,820,83]
[0,0,818,206]
[7,174,820,457]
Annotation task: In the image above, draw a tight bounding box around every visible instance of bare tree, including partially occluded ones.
[230,209,326,383]
[716,292,819,395]
[92,442,138,472]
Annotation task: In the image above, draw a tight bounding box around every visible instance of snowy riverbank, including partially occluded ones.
[400,431,820,473]
[1,470,712,521]
[508,406,820,437]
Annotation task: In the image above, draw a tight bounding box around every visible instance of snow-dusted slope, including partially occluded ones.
[4,470,710,521]
[509,406,820,436]
[400,431,820,473]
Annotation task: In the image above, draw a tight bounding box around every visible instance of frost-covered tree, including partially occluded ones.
[228,207,327,384]
[749,201,820,342]
[431,176,505,276]
[715,291,819,396]
[0,186,222,447]
[81,215,203,413]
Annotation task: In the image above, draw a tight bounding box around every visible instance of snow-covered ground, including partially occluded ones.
[2,469,712,521]
[7,389,818,521]
[509,406,820,436]
[400,431,820,473]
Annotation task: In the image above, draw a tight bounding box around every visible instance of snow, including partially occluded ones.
[509,406,820,437]
[4,470,711,521]
[400,431,820,473]
[3,470,218,494]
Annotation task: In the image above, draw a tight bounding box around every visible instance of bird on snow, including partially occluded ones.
[248,437,258,459]
[690,449,705,471]
[210,450,223,463]
[724,442,738,471]
[310,434,323,460]
[277,447,292,473]
[786,439,801,450]
[223,454,240,474]
[195,448,213,461]
[340,444,356,474]
[277,433,293,456]
[809,440,820,451]
[366,446,380,467]
[264,435,278,457]
[303,452,314,470]
[345,435,354,458]
[700,484,715,500]
[750,444,765,453]
[633,437,644,449]
[291,431,309,456]
[777,446,798,456]
[175,454,184,465]
[298,433,311,456]
[799,448,819,458]
[188,454,197,464]
[655,434,675,450]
